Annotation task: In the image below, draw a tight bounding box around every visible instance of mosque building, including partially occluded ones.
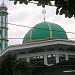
[0,2,75,66]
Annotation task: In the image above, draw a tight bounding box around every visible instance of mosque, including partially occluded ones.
[0,2,75,66]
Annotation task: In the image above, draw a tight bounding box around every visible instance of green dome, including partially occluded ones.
[23,21,68,43]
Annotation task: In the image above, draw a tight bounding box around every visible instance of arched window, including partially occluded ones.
[47,54,56,64]
[30,55,44,65]
[59,54,66,62]
[68,55,75,60]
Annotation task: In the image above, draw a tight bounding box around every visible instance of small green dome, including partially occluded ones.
[23,21,68,43]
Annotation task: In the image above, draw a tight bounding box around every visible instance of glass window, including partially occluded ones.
[0,48,1,53]
[30,56,44,64]
[0,35,1,38]
[59,54,66,62]
[0,17,1,27]
[30,56,36,60]
[0,40,1,43]
[0,29,2,33]
[6,16,8,27]
[2,16,6,27]
[68,55,75,60]
[47,54,56,64]
[0,43,1,51]
[3,16,5,22]
[40,56,44,58]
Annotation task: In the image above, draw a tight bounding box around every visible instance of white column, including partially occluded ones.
[44,55,47,65]
[65,53,68,60]
[56,54,59,63]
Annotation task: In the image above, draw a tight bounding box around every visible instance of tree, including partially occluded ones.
[31,62,47,75]
[0,54,31,75]
[14,0,75,18]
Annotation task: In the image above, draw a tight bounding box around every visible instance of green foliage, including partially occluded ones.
[54,0,75,18]
[14,0,75,18]
[0,54,31,75]
[31,62,47,75]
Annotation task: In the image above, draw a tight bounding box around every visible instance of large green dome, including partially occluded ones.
[23,21,68,43]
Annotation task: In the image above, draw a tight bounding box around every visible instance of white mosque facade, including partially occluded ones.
[0,3,75,66]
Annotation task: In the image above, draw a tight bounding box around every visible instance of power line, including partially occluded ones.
[0,22,75,35]
[0,22,75,40]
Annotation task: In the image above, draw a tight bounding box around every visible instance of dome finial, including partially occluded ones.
[0,0,8,12]
[42,9,46,21]
[3,0,4,3]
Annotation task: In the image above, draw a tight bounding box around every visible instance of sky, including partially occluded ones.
[0,0,75,45]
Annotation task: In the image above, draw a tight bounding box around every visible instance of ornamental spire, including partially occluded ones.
[3,0,4,3]
[0,0,8,12]
[42,9,46,21]
[2,0,5,4]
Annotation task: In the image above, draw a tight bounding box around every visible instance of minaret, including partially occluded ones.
[0,2,8,52]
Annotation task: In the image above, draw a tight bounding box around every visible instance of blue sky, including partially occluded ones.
[0,0,75,45]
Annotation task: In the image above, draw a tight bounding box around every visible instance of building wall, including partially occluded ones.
[18,47,75,66]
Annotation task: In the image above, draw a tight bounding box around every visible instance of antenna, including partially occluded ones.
[42,9,46,21]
